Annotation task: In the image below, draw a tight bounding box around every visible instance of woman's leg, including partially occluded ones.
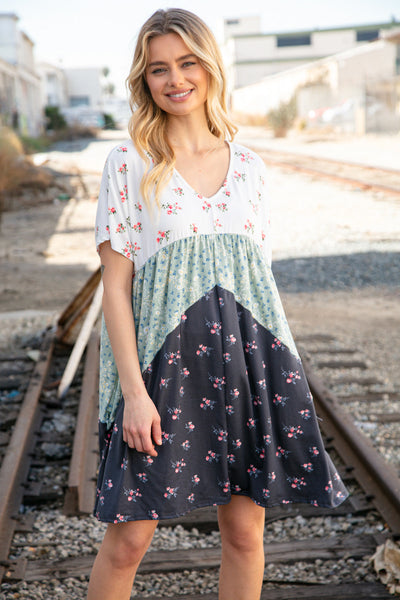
[217,496,265,600]
[87,519,158,600]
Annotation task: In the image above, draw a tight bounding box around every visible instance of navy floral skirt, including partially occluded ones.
[94,286,348,523]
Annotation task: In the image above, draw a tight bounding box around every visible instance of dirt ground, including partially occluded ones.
[0,132,399,387]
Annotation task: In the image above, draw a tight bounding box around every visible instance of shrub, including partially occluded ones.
[45,106,67,130]
[266,96,297,137]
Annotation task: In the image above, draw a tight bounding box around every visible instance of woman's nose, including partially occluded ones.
[168,66,184,87]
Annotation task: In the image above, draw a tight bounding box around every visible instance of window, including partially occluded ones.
[356,29,379,42]
[226,19,240,25]
[70,96,90,107]
[277,34,311,47]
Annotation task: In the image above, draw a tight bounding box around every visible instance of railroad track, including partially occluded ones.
[1,281,399,598]
[254,148,400,197]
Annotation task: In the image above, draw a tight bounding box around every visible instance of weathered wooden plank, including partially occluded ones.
[16,534,381,582]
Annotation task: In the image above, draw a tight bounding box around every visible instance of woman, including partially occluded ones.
[88,8,348,599]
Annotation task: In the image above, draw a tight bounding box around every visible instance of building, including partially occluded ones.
[231,35,400,133]
[0,13,42,136]
[225,18,400,90]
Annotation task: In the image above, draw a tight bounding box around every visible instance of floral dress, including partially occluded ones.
[94,139,348,523]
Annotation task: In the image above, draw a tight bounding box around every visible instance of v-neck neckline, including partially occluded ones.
[173,140,233,201]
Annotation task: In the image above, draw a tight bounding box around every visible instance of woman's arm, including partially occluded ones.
[99,241,162,456]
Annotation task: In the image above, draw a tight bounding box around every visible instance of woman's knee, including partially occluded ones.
[218,497,265,554]
[102,520,157,570]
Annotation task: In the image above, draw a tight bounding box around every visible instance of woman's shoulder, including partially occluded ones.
[105,138,147,171]
[230,140,266,171]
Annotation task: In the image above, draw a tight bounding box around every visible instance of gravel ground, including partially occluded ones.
[1,131,399,599]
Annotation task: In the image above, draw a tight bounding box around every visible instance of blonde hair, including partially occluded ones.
[126,8,237,208]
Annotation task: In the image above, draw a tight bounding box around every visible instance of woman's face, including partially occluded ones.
[145,33,208,117]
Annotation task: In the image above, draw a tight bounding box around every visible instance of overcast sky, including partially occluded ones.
[4,0,400,96]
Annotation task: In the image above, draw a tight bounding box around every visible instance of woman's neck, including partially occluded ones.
[166,110,219,155]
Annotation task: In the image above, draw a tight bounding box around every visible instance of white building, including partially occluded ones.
[232,35,400,133]
[0,13,42,136]
[225,18,400,90]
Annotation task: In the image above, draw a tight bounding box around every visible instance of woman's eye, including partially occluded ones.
[151,67,166,74]
[182,61,196,68]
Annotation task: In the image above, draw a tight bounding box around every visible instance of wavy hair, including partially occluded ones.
[126,8,237,208]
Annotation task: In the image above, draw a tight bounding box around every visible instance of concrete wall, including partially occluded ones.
[64,68,102,108]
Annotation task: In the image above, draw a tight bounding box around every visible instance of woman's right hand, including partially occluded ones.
[122,392,162,457]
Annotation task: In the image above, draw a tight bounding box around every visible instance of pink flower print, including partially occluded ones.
[247,464,261,478]
[167,405,182,420]
[192,474,200,485]
[257,379,266,389]
[179,386,184,397]
[108,206,116,215]
[142,455,154,466]
[233,438,242,449]
[119,184,128,202]
[227,453,236,464]
[287,476,306,490]
[205,450,220,463]
[256,446,266,459]
[148,509,159,519]
[276,446,290,459]
[116,222,126,233]
[181,439,191,451]
[244,340,257,354]
[122,241,132,259]
[248,200,259,214]
[247,417,257,429]
[202,200,211,212]
[171,458,187,473]
[156,230,171,244]
[283,424,304,439]
[252,322,258,333]
[263,434,272,446]
[226,334,237,345]
[271,338,283,351]
[269,471,276,482]
[137,472,148,482]
[159,377,172,389]
[299,409,311,420]
[219,480,230,493]
[217,202,228,212]
[118,163,128,174]
[134,202,142,212]
[132,221,142,232]
[244,219,254,234]
[124,487,142,502]
[180,367,190,378]
[262,488,270,499]
[190,223,199,234]
[282,369,301,384]
[233,170,246,182]
[252,395,262,406]
[196,344,213,357]
[309,446,320,456]
[336,491,345,500]
[273,394,289,407]
[232,484,241,493]
[200,397,216,410]
[213,218,222,231]
[164,486,178,499]
[128,241,141,258]
[105,225,110,233]
[196,192,203,199]
[185,421,195,433]
[208,374,226,390]
[325,480,333,492]
[164,351,180,365]
[333,471,341,481]
[223,352,231,363]
[105,479,113,489]
[205,319,222,335]
[230,388,240,399]
[162,201,182,215]
[173,187,184,196]
[181,313,187,322]
[302,462,314,472]
[282,500,291,505]
[113,423,118,433]
[117,146,127,152]
[121,458,128,470]
[162,431,176,445]
[226,404,235,415]
[310,500,319,507]
[261,230,266,241]
[187,493,195,503]
[114,514,127,523]
[213,426,228,442]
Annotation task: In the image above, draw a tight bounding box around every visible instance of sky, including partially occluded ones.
[3,0,400,97]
